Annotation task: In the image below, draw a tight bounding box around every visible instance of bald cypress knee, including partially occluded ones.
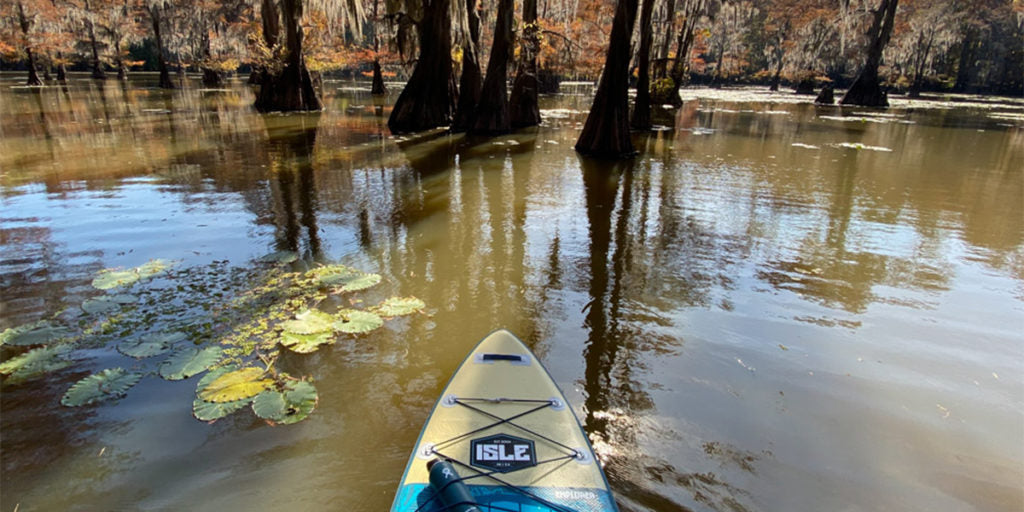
[470,0,514,135]
[388,0,455,133]
[575,0,639,158]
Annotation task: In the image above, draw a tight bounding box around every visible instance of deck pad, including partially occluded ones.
[390,330,618,512]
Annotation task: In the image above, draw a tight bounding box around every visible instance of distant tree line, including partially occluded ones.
[2,0,1021,157]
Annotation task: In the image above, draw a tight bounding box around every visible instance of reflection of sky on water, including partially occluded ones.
[1,76,1022,512]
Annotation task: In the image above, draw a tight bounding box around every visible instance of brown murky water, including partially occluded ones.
[1,74,1022,512]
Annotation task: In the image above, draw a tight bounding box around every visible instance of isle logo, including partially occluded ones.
[470,434,536,473]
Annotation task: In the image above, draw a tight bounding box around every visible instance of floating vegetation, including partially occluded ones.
[159,346,224,380]
[61,368,143,407]
[830,142,893,152]
[199,367,273,402]
[334,310,384,334]
[281,309,335,335]
[0,321,73,347]
[280,331,335,354]
[193,365,253,422]
[819,115,914,125]
[81,297,122,315]
[118,332,184,359]
[0,345,73,383]
[91,259,172,290]
[306,264,382,292]
[252,380,318,425]
[1,255,424,426]
[339,273,382,292]
[260,250,299,264]
[375,297,427,317]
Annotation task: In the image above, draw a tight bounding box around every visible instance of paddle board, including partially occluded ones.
[391,329,619,512]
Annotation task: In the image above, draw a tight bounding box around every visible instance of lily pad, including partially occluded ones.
[193,365,254,421]
[82,297,121,315]
[374,296,426,317]
[281,309,334,335]
[260,251,298,264]
[339,273,382,292]
[137,259,172,278]
[91,269,140,290]
[333,310,383,334]
[118,332,184,358]
[91,260,171,290]
[252,388,287,419]
[280,331,334,354]
[108,294,138,304]
[61,368,143,407]
[0,345,73,382]
[308,264,361,287]
[252,380,318,424]
[0,321,73,347]
[198,367,273,403]
[159,346,223,380]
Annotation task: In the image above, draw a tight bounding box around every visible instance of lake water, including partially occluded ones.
[1,74,1022,512]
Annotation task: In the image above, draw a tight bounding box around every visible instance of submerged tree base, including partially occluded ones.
[840,75,889,107]
[255,63,322,112]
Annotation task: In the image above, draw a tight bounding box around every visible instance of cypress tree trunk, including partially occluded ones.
[470,0,515,135]
[840,0,899,107]
[56,53,67,83]
[87,17,105,79]
[451,0,482,131]
[575,0,639,158]
[388,0,455,133]
[654,0,676,79]
[255,0,322,112]
[953,27,975,93]
[17,2,42,86]
[769,60,783,91]
[25,48,42,86]
[629,0,655,130]
[509,0,540,128]
[150,6,174,89]
[768,28,787,92]
[907,32,932,99]
[115,40,128,81]
[200,32,224,87]
[370,0,387,95]
[371,60,387,94]
[662,11,698,106]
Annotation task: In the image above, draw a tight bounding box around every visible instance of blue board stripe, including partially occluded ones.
[393,483,617,512]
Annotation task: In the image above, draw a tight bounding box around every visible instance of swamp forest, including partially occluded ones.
[1,0,1022,511]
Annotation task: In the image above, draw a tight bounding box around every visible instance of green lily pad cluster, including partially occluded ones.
[0,345,73,383]
[61,368,143,407]
[91,259,171,290]
[1,255,424,427]
[308,264,383,292]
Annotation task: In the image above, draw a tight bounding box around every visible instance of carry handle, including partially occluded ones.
[474,353,531,366]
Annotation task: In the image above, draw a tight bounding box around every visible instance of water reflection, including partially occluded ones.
[265,114,323,258]
[1,77,1022,512]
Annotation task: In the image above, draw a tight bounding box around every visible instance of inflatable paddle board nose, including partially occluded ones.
[391,329,619,512]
